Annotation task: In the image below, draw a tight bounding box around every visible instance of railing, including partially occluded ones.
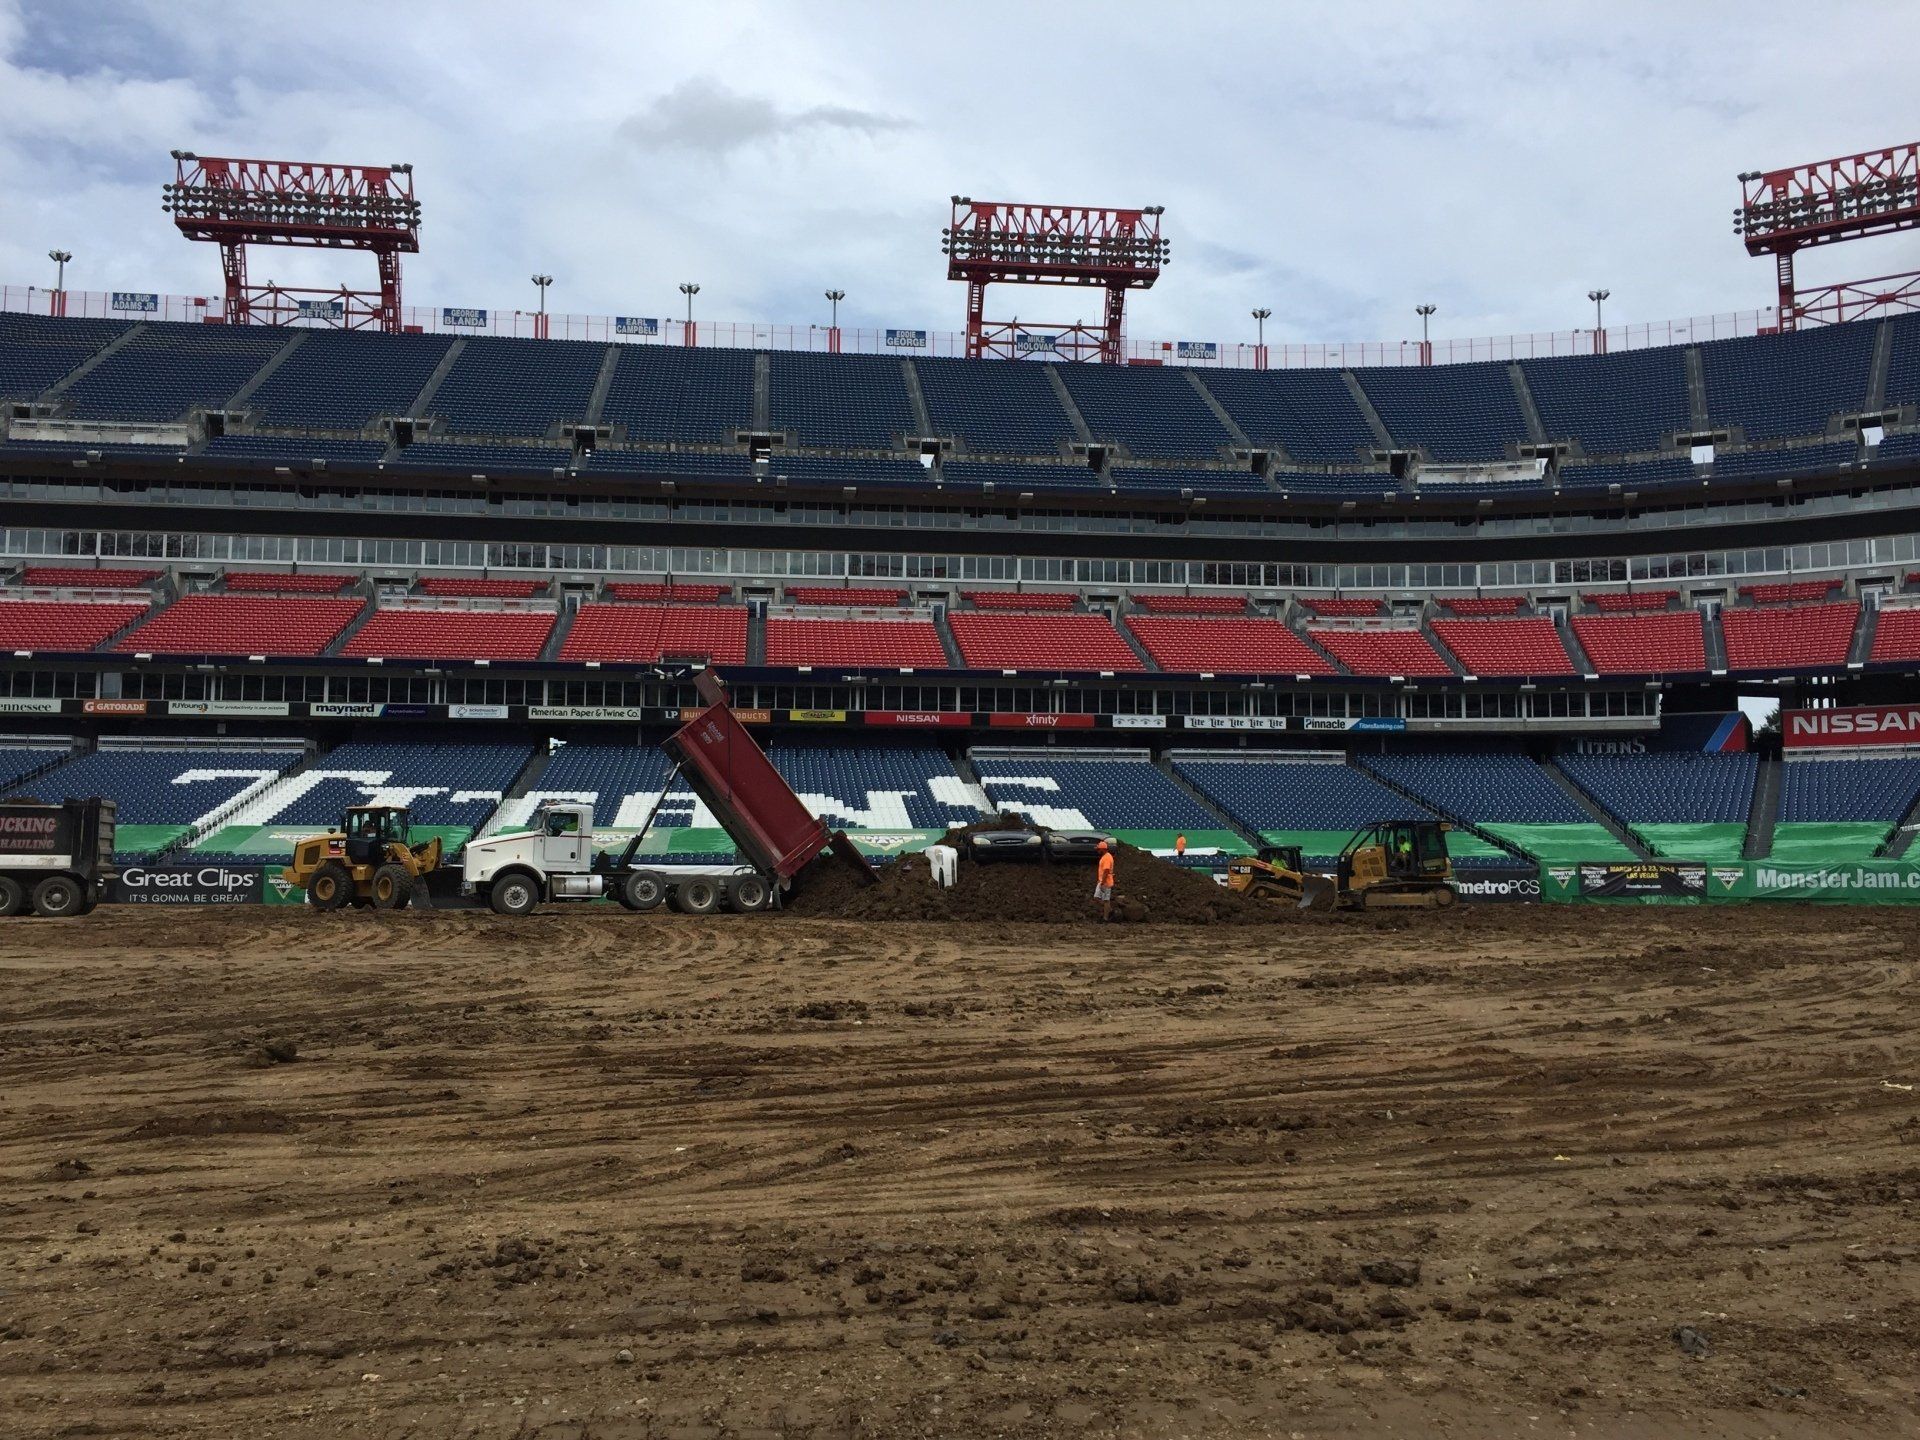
[0,281,1789,369]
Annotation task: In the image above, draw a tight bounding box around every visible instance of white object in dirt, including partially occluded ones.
[925,845,959,889]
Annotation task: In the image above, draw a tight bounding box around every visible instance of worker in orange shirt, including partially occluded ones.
[1174,833,1187,859]
[1094,839,1116,921]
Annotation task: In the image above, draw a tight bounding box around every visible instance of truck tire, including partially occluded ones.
[488,871,540,916]
[307,862,354,912]
[370,863,413,911]
[670,876,721,915]
[31,874,84,918]
[0,875,24,917]
[618,870,667,912]
[727,873,772,913]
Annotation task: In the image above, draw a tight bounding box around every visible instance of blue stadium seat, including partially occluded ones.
[244,331,453,429]
[941,460,1105,493]
[261,740,532,828]
[205,435,388,464]
[1198,368,1378,464]
[769,352,915,448]
[769,455,933,487]
[60,322,287,421]
[768,742,980,830]
[1709,442,1858,481]
[0,314,129,402]
[389,441,572,472]
[428,336,605,436]
[1055,364,1234,460]
[1353,361,1529,462]
[914,357,1079,455]
[1779,756,1920,821]
[1175,757,1431,833]
[582,448,752,478]
[0,743,75,792]
[1109,465,1269,496]
[1698,323,1877,442]
[1269,470,1402,498]
[1521,348,1692,456]
[1361,752,1587,823]
[1558,456,1697,490]
[1868,430,1920,466]
[1558,752,1756,824]
[601,345,753,444]
[521,743,690,828]
[973,754,1220,831]
[1885,315,1920,414]
[28,746,302,827]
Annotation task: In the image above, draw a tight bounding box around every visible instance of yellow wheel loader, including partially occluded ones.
[282,805,444,912]
[1226,821,1456,910]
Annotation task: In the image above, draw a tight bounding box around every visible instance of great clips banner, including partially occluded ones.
[1783,704,1920,750]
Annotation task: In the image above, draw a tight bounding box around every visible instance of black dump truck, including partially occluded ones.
[0,798,116,917]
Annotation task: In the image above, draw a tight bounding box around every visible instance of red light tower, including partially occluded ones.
[1736,142,1920,329]
[943,198,1168,362]
[164,152,421,331]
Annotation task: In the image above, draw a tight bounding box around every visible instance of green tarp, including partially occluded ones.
[1713,860,1920,902]
[113,824,191,855]
[192,823,476,860]
[1633,822,1749,863]
[1259,828,1508,863]
[1764,822,1894,864]
[1482,822,1638,863]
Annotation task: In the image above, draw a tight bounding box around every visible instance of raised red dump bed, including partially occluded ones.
[660,676,873,890]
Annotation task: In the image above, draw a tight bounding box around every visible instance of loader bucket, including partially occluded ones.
[1297,874,1338,912]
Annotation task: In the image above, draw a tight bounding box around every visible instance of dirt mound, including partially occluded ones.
[123,1107,300,1140]
[785,820,1293,925]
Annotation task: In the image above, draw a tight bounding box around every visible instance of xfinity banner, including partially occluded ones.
[442,307,488,328]
[1783,703,1920,750]
[109,864,263,905]
[885,329,928,348]
[615,316,659,336]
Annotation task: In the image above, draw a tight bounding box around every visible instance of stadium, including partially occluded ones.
[4,14,1919,1433]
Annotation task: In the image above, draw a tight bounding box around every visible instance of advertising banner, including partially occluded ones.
[1175,341,1219,361]
[529,705,648,721]
[866,710,968,727]
[1782,704,1920,750]
[442,307,488,328]
[675,707,769,724]
[615,316,659,336]
[884,329,928,348]
[108,864,264,905]
[166,700,291,717]
[1185,715,1288,732]
[310,702,386,718]
[988,712,1096,730]
[1110,714,1169,730]
[111,292,159,312]
[1451,866,1542,903]
[449,703,510,720]
[1577,860,1706,900]
[787,708,849,724]
[1710,861,1920,902]
[0,807,71,854]
[1303,716,1406,733]
[83,699,148,716]
[0,697,62,714]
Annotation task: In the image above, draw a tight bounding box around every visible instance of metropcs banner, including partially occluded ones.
[1783,703,1920,749]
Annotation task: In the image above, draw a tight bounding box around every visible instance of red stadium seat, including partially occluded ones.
[1582,590,1679,612]
[785,586,907,607]
[1125,616,1333,674]
[1300,597,1382,618]
[1308,627,1452,676]
[1868,608,1920,663]
[949,613,1144,670]
[21,566,158,589]
[225,571,356,594]
[1739,580,1839,605]
[116,596,363,657]
[1431,618,1574,676]
[1723,601,1859,671]
[606,582,731,603]
[962,590,1078,611]
[1129,593,1249,615]
[418,577,545,598]
[559,604,748,664]
[765,617,948,667]
[1571,611,1707,674]
[0,600,147,651]
[1434,596,1523,615]
[343,609,554,660]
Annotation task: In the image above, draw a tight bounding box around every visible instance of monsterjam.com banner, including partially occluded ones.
[1783,703,1920,749]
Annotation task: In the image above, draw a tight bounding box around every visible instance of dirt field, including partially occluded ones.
[2,904,1917,1439]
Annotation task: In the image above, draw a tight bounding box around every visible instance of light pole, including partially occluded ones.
[1251,307,1271,369]
[1415,303,1437,365]
[1587,288,1610,354]
[825,288,845,354]
[531,273,552,339]
[679,282,700,346]
[48,249,72,317]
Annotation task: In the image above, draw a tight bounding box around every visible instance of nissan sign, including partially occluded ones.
[1784,704,1920,749]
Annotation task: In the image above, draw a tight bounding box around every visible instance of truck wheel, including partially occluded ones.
[619,870,667,912]
[370,863,413,911]
[307,862,354,912]
[489,872,540,916]
[727,873,772,913]
[670,876,721,915]
[31,874,84,918]
[0,875,24,917]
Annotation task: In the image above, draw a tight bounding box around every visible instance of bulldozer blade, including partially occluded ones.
[1297,876,1337,911]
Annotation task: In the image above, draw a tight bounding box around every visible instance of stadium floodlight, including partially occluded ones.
[1415,303,1437,349]
[1251,307,1271,344]
[532,274,553,314]
[47,250,71,291]
[1587,288,1610,332]
[679,282,700,325]
[825,289,845,328]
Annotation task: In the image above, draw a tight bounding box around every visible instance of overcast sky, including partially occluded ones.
[4,0,1917,348]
